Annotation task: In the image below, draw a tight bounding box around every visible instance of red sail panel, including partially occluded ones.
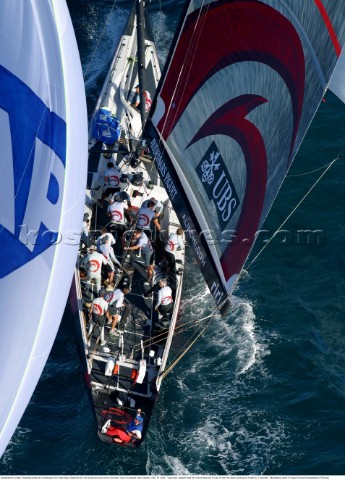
[146,0,345,304]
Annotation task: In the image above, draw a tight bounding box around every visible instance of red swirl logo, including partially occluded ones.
[93,303,103,315]
[112,210,123,222]
[109,175,119,186]
[89,259,100,273]
[161,296,172,305]
[138,213,150,226]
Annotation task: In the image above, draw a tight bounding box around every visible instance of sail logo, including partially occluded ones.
[200,151,220,184]
[0,65,66,279]
[102,127,112,138]
[196,142,240,230]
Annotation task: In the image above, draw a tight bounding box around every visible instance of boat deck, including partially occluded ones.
[72,0,184,448]
[76,189,183,443]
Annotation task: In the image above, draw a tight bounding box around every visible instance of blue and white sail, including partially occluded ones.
[145,0,345,309]
[0,0,87,457]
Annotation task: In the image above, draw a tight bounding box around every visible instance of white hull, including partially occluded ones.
[72,1,184,447]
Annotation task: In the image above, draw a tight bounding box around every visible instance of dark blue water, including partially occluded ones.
[1,0,345,475]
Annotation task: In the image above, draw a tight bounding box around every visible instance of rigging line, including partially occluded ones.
[84,0,118,80]
[155,0,209,144]
[160,318,212,381]
[134,298,225,352]
[286,159,335,177]
[243,151,343,273]
[137,317,205,351]
[140,316,212,352]
[131,293,229,359]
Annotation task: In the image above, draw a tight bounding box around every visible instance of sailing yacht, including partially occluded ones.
[73,0,345,448]
[72,0,184,447]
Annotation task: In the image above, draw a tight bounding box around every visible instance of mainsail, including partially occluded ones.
[0,1,87,456]
[145,0,345,308]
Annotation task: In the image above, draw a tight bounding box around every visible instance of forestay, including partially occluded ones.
[145,0,345,309]
[0,0,87,456]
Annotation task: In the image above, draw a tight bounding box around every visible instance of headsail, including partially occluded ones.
[0,0,87,456]
[330,48,345,103]
[145,0,345,308]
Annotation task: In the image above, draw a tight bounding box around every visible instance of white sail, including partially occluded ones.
[329,48,345,103]
[0,0,87,457]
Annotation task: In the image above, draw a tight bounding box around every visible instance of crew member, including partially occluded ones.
[131,85,152,111]
[141,197,163,217]
[136,200,161,232]
[155,278,173,317]
[163,227,184,272]
[88,288,108,346]
[80,245,107,293]
[98,235,122,286]
[104,286,130,336]
[124,229,154,284]
[102,161,121,200]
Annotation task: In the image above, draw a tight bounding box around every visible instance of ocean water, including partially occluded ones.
[1,0,345,475]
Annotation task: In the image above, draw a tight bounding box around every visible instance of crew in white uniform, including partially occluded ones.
[163,227,184,272]
[104,286,130,336]
[131,85,152,111]
[124,229,154,284]
[96,226,116,251]
[141,197,164,217]
[107,200,125,225]
[88,288,108,346]
[155,278,173,317]
[81,245,107,293]
[102,161,121,200]
[99,236,122,286]
[136,200,161,231]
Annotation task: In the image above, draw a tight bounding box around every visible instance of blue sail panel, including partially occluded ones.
[0,0,87,457]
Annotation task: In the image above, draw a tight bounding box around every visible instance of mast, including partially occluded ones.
[136,0,147,128]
